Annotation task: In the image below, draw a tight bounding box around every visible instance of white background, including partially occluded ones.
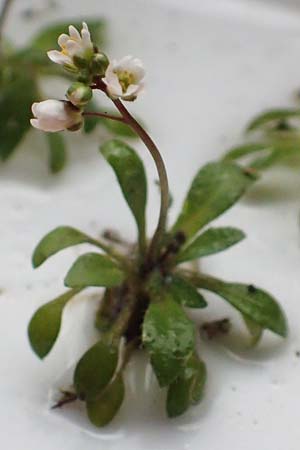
[1,1,300,449]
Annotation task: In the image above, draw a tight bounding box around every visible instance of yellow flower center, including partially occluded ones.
[116,70,136,93]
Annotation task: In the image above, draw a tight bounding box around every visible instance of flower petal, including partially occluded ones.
[58,33,69,48]
[69,25,81,41]
[47,50,71,65]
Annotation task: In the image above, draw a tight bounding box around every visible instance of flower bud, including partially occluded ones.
[91,52,109,76]
[67,82,93,107]
[30,100,83,132]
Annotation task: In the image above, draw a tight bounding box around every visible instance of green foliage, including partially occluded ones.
[142,291,196,387]
[246,108,300,132]
[172,162,256,240]
[166,275,207,308]
[243,314,263,346]
[0,72,37,160]
[46,133,67,173]
[194,275,287,337]
[101,140,147,243]
[64,253,125,288]
[74,337,119,400]
[86,374,125,427]
[177,227,245,263]
[32,226,99,268]
[28,288,81,358]
[223,142,271,162]
[167,354,206,418]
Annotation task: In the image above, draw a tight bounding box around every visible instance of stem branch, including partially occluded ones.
[112,98,169,263]
[83,111,124,123]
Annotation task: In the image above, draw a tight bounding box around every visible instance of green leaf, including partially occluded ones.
[83,100,99,134]
[46,133,67,173]
[223,143,272,162]
[32,226,98,268]
[103,116,137,138]
[101,139,147,242]
[194,275,287,337]
[246,109,300,132]
[243,314,263,346]
[65,253,125,288]
[167,354,206,418]
[177,227,245,263]
[172,162,256,240]
[166,275,207,308]
[31,19,106,52]
[0,73,37,160]
[86,374,125,427]
[74,337,119,400]
[28,288,81,358]
[142,293,196,387]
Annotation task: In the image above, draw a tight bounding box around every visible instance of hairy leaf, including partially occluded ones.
[28,288,81,358]
[177,227,245,263]
[86,374,125,427]
[166,275,207,308]
[32,226,99,268]
[101,139,147,241]
[172,162,255,240]
[193,275,287,337]
[74,337,119,401]
[143,293,196,387]
[167,354,206,418]
[64,253,125,288]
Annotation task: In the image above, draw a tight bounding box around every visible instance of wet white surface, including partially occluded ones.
[1,0,300,449]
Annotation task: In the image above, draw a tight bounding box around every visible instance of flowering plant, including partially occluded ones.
[0,4,138,172]
[28,22,287,427]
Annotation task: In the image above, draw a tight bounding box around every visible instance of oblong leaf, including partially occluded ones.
[101,139,147,240]
[243,314,263,346]
[172,162,256,240]
[142,293,196,387]
[86,374,125,427]
[32,226,98,268]
[74,338,119,401]
[46,133,67,173]
[177,227,245,263]
[167,354,206,418]
[193,275,287,337]
[223,142,272,162]
[0,74,37,160]
[28,288,81,358]
[166,275,207,308]
[64,253,125,288]
[247,109,300,132]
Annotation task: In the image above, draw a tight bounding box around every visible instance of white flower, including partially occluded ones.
[103,55,145,101]
[30,100,83,132]
[47,22,93,69]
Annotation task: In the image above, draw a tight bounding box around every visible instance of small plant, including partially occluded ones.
[223,107,300,171]
[28,22,287,427]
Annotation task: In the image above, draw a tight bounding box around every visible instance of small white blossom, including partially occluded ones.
[30,100,82,132]
[47,22,93,69]
[103,55,145,101]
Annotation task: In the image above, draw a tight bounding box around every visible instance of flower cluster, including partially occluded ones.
[31,23,145,133]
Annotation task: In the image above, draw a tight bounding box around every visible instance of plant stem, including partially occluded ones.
[83,111,124,123]
[112,98,169,263]
[0,0,13,45]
